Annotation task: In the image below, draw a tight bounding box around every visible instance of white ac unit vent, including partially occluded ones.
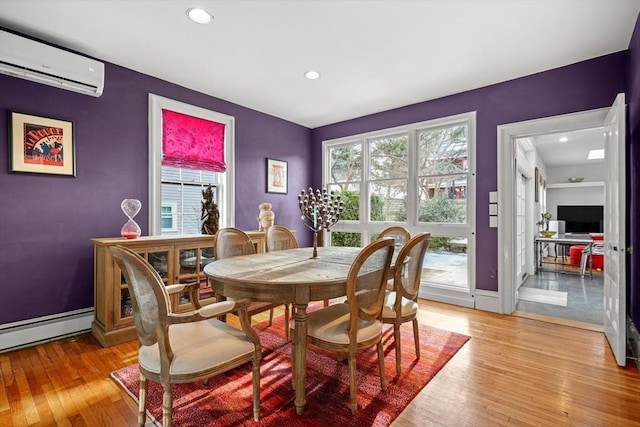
[0,30,104,97]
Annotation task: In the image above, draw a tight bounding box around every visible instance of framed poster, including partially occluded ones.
[266,158,287,194]
[9,111,76,176]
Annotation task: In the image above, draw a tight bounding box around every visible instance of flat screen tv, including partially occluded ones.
[557,205,603,233]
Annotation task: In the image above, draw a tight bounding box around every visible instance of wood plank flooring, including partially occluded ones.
[2,300,639,426]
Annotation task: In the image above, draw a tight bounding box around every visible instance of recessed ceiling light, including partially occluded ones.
[587,149,604,160]
[186,8,212,24]
[559,136,568,142]
[304,71,321,80]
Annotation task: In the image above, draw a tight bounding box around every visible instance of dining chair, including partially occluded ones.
[294,237,395,415]
[377,226,411,251]
[381,232,431,374]
[216,227,286,328]
[377,226,411,290]
[110,245,262,427]
[266,225,299,252]
[265,225,298,340]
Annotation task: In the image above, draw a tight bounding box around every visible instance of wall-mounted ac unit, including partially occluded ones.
[0,30,104,97]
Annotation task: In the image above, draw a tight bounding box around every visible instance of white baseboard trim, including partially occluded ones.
[419,289,475,309]
[475,290,500,313]
[627,316,640,372]
[0,308,93,353]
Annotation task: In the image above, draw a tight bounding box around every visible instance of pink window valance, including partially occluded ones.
[162,109,226,172]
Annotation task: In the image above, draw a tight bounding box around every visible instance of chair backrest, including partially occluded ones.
[394,232,431,299]
[216,227,256,259]
[110,245,170,347]
[345,238,395,330]
[266,225,299,252]
[377,226,411,251]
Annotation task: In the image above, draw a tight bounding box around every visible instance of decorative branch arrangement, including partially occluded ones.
[298,187,345,258]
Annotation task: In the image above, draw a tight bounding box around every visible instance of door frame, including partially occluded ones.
[497,107,609,314]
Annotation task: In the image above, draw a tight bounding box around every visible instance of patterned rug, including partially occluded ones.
[111,314,469,426]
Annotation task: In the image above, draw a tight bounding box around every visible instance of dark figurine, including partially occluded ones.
[201,184,220,235]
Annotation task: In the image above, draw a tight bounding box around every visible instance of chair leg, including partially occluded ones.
[162,383,172,427]
[268,308,274,326]
[348,353,358,415]
[138,374,148,427]
[284,304,290,341]
[252,356,261,421]
[412,318,420,360]
[393,323,402,375]
[377,341,387,391]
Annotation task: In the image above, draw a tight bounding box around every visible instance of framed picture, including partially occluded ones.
[266,158,287,194]
[8,111,76,176]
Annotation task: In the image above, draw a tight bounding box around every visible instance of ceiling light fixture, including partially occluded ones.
[186,8,212,24]
[559,136,568,142]
[304,71,321,80]
[587,149,604,160]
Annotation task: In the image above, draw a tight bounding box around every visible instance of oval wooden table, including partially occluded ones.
[204,246,379,415]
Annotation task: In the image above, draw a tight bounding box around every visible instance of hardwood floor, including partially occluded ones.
[2,300,639,426]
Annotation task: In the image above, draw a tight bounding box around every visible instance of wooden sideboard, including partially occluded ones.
[91,231,266,347]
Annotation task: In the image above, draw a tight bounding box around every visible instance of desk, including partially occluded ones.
[534,234,593,276]
[204,246,387,415]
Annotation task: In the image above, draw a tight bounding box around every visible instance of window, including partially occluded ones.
[161,203,177,231]
[160,168,219,235]
[323,112,476,306]
[149,94,235,236]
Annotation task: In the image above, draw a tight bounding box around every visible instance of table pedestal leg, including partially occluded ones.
[293,302,308,415]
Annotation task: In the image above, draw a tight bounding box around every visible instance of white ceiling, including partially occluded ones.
[0,1,639,128]
[527,127,605,167]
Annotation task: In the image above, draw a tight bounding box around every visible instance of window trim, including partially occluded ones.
[322,112,476,307]
[148,94,235,235]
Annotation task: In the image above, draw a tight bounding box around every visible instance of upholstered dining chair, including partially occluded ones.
[381,232,431,374]
[109,245,262,427]
[293,237,395,415]
[216,227,286,328]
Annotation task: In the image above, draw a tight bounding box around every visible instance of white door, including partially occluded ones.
[603,93,626,367]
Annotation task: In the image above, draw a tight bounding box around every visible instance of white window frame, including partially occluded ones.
[161,202,177,232]
[322,112,476,308]
[148,94,235,235]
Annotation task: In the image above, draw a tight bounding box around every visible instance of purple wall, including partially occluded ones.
[0,61,311,324]
[629,16,640,327]
[2,20,639,328]
[311,52,629,294]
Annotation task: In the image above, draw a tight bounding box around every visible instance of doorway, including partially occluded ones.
[496,107,611,317]
[513,127,605,328]
[498,95,627,366]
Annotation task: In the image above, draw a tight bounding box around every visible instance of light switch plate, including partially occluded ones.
[489,191,498,203]
[489,216,498,228]
[489,203,498,215]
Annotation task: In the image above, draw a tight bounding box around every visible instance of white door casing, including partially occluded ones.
[603,93,626,367]
[497,107,610,315]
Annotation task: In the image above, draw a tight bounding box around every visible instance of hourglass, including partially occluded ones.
[120,199,142,239]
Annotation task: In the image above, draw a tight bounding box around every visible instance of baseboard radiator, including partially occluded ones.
[0,308,93,353]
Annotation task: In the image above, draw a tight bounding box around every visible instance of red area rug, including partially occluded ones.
[111,315,469,426]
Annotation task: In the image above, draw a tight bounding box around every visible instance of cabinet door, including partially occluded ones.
[114,247,171,326]
[173,243,217,311]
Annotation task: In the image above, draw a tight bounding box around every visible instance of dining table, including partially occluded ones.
[203,245,396,415]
